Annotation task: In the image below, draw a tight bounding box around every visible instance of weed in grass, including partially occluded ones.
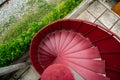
[27,0,36,6]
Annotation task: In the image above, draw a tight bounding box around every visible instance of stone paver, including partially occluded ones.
[99,10,119,29]
[102,0,118,9]
[20,66,40,80]
[94,20,107,28]
[77,10,96,22]
[111,20,120,36]
[9,65,40,80]
[87,1,107,18]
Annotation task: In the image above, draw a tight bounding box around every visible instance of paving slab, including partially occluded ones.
[102,0,118,9]
[20,66,40,80]
[94,20,107,28]
[66,0,94,18]
[77,10,96,22]
[87,1,107,18]
[111,20,120,36]
[98,10,119,29]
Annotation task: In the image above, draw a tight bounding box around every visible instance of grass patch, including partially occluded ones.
[0,15,16,34]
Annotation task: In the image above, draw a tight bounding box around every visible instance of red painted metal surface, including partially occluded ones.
[30,19,120,80]
[41,64,75,80]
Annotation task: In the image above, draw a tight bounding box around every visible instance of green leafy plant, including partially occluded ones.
[27,0,36,6]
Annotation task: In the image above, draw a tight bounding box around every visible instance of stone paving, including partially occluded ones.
[77,0,120,36]
[19,66,40,80]
[9,0,120,80]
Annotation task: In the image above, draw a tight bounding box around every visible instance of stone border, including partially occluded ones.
[65,0,94,18]
[99,0,120,18]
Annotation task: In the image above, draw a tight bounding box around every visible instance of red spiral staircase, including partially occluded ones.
[30,19,120,80]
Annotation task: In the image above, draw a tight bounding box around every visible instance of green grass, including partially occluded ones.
[0,0,83,67]
[27,0,36,6]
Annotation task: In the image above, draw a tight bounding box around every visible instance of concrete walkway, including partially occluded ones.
[76,0,120,37]
[9,0,120,80]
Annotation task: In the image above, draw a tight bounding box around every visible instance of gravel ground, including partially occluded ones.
[0,0,63,28]
[0,0,29,27]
